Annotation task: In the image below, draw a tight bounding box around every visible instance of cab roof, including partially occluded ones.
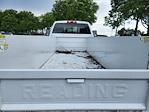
[54,20,91,24]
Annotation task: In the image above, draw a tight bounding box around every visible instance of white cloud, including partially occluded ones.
[124,20,147,33]
[92,0,115,36]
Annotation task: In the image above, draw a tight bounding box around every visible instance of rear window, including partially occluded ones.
[52,23,91,34]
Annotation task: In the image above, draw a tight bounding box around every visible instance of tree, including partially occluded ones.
[142,16,149,35]
[118,28,142,36]
[104,11,124,34]
[39,12,55,30]
[104,0,126,34]
[3,9,18,17]
[0,9,42,35]
[52,0,99,24]
[16,11,39,34]
[118,0,148,35]
[141,2,149,35]
[105,0,149,36]
[0,10,3,31]
[1,9,18,33]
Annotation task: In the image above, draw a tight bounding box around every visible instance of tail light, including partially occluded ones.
[67,20,77,24]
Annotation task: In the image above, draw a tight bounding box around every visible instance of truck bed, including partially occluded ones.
[0,36,102,69]
[41,51,102,69]
[0,36,149,112]
[1,35,148,69]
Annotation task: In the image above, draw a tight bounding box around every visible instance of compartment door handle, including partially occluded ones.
[66,79,85,84]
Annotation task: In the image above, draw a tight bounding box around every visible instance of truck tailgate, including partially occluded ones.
[0,70,149,111]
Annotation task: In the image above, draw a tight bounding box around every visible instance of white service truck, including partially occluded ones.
[0,20,149,112]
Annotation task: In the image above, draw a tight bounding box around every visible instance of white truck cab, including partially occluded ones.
[50,20,94,38]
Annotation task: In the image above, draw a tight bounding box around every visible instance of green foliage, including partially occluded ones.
[118,28,142,36]
[0,10,3,31]
[105,0,149,35]
[52,0,99,24]
[16,11,39,34]
[0,10,54,35]
[1,9,18,33]
[104,0,126,30]
[0,0,99,34]
[104,11,124,29]
[39,12,55,30]
[120,0,148,19]
[141,2,149,35]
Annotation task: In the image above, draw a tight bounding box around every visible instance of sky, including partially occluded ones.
[0,0,147,36]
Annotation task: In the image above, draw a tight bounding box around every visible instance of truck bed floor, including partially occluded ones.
[41,51,103,69]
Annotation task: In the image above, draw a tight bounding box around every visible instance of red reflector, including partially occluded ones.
[67,20,77,24]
